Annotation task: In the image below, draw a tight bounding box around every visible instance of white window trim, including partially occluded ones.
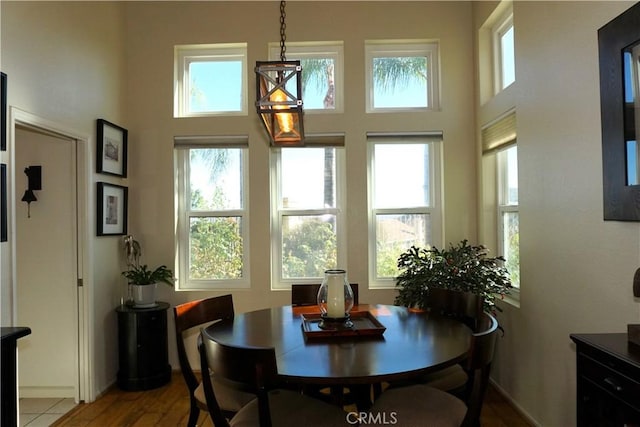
[270,144,347,290]
[174,136,250,290]
[174,43,248,118]
[492,9,514,94]
[365,40,440,113]
[367,132,443,289]
[268,41,344,113]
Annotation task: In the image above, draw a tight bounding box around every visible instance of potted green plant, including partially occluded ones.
[394,240,512,314]
[122,235,174,307]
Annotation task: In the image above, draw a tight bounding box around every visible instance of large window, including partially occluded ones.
[365,40,440,112]
[269,42,344,113]
[493,10,515,92]
[174,136,249,290]
[368,133,443,287]
[271,145,346,289]
[497,145,519,289]
[174,43,248,117]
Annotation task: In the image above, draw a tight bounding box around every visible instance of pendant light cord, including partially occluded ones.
[279,1,287,61]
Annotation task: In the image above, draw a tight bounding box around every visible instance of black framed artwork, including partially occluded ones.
[96,119,127,177]
[1,72,6,151]
[97,182,128,236]
[1,164,6,242]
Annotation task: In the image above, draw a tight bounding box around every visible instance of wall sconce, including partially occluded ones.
[21,165,41,218]
[255,1,305,146]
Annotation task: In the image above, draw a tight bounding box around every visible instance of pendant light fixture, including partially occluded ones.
[255,1,304,146]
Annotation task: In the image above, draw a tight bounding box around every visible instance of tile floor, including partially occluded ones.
[19,398,76,426]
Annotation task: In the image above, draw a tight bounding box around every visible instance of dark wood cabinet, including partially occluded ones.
[116,302,171,391]
[570,333,640,426]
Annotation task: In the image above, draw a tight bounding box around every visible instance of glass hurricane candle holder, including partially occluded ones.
[317,269,354,329]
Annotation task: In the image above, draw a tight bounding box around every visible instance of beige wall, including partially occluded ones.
[475,1,640,425]
[5,1,639,424]
[124,2,477,310]
[1,1,127,397]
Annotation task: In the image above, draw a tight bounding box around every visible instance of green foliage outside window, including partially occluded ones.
[187,149,244,280]
[282,218,337,278]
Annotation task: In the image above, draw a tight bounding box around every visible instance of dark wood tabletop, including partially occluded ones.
[202,304,471,387]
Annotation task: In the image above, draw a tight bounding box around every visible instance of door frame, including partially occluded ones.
[9,107,92,402]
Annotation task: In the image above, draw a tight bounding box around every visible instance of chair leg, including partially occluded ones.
[187,399,200,427]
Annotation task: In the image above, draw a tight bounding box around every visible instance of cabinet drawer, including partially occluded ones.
[579,352,640,411]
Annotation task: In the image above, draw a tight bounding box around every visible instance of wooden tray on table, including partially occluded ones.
[300,311,386,339]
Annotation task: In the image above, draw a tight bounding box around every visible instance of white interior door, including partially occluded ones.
[16,125,78,398]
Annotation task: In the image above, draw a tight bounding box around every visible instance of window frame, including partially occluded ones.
[268,41,344,113]
[174,136,250,290]
[270,144,347,290]
[492,9,515,93]
[367,133,443,288]
[174,43,248,118]
[365,40,440,113]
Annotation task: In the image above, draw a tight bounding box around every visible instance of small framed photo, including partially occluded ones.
[96,119,127,177]
[1,72,6,151]
[97,182,128,236]
[1,164,6,241]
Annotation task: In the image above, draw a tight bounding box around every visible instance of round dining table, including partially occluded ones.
[202,304,471,389]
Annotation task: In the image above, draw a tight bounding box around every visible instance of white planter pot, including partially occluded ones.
[131,283,157,308]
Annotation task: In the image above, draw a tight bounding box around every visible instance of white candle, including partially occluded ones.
[326,274,345,318]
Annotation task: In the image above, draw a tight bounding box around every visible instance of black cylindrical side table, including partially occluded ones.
[116,302,171,391]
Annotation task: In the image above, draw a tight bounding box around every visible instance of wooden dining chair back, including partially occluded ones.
[199,330,350,427]
[460,311,499,425]
[173,295,253,427]
[291,283,359,306]
[427,287,483,331]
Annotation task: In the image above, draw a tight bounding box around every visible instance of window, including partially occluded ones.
[174,44,247,117]
[365,40,440,112]
[497,145,519,289]
[368,133,443,287]
[271,145,346,289]
[174,136,249,290]
[493,10,515,91]
[482,110,519,291]
[269,42,344,112]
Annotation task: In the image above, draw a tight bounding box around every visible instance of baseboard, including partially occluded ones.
[19,385,75,399]
[489,379,541,427]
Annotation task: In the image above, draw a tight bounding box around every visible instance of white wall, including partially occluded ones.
[475,1,640,425]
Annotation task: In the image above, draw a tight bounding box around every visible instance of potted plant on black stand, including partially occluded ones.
[394,239,512,314]
[122,235,174,308]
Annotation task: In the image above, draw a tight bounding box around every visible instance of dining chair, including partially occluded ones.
[385,288,484,397]
[369,311,500,427]
[291,283,359,307]
[198,329,350,427]
[173,295,255,427]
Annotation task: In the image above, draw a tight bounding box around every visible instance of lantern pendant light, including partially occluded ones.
[255,1,304,146]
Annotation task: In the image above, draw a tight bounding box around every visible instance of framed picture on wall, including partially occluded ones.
[1,164,6,242]
[96,119,127,177]
[97,182,128,236]
[1,73,6,151]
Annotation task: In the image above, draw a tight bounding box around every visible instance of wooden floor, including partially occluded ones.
[53,372,531,426]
